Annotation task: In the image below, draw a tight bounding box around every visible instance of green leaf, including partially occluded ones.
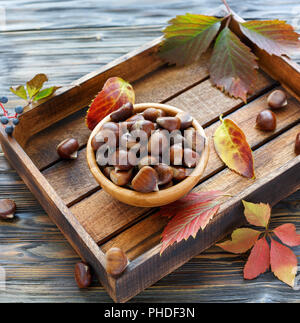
[239,20,300,57]
[159,14,222,66]
[242,201,271,228]
[33,86,60,101]
[209,27,259,102]
[10,85,28,100]
[26,74,48,99]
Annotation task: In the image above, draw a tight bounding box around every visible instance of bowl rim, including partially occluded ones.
[86,103,210,207]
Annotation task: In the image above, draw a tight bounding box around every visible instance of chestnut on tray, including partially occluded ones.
[87,103,209,207]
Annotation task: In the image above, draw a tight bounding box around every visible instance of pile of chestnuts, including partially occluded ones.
[91,103,205,193]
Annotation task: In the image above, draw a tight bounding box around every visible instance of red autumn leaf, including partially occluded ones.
[270,238,298,287]
[242,201,271,228]
[86,77,135,130]
[159,191,224,254]
[158,191,225,219]
[210,27,259,102]
[244,237,270,280]
[213,117,255,179]
[273,224,300,247]
[159,14,222,66]
[216,228,261,254]
[239,20,300,57]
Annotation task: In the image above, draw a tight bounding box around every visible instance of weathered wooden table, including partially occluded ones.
[0,0,299,303]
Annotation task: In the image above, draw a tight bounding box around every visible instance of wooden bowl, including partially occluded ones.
[87,103,209,207]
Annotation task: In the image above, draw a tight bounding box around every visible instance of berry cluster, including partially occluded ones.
[0,96,24,135]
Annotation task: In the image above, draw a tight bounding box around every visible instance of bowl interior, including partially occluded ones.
[87,103,209,207]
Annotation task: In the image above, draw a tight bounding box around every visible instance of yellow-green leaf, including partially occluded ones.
[26,74,48,99]
[33,86,60,101]
[242,200,271,228]
[213,116,255,179]
[216,228,261,254]
[10,85,27,100]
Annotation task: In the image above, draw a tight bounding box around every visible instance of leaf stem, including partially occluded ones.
[221,0,232,14]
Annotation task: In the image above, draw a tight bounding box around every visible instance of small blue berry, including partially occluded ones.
[12,118,19,125]
[5,125,14,135]
[15,106,24,114]
[0,116,9,124]
[0,97,8,104]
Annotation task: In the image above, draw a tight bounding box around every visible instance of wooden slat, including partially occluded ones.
[43,71,274,205]
[68,86,300,244]
[102,123,300,260]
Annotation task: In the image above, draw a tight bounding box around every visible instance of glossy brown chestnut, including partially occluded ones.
[110,169,133,186]
[184,148,200,168]
[57,138,79,159]
[138,155,159,169]
[156,116,181,132]
[105,247,128,276]
[267,90,287,109]
[154,164,173,185]
[170,144,183,165]
[176,112,193,130]
[142,107,166,122]
[110,102,134,122]
[132,166,159,193]
[295,133,300,155]
[148,130,169,156]
[74,262,92,289]
[0,199,16,220]
[126,113,144,123]
[131,120,155,138]
[102,166,114,178]
[172,166,188,181]
[256,110,277,131]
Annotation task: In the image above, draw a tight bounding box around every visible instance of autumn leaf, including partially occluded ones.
[159,14,222,66]
[33,86,60,102]
[239,20,300,57]
[213,116,255,178]
[270,238,298,287]
[26,73,48,99]
[242,201,271,228]
[9,85,27,101]
[244,237,270,280]
[216,228,261,254]
[159,191,225,254]
[210,27,259,102]
[86,77,135,130]
[273,224,300,247]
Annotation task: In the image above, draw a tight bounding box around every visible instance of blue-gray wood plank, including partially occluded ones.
[0,0,299,303]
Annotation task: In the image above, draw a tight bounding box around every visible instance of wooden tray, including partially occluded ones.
[1,13,300,302]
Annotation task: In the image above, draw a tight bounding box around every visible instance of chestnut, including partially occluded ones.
[126,114,144,123]
[74,262,92,289]
[110,149,134,171]
[172,166,188,181]
[176,112,193,130]
[160,180,174,190]
[184,127,205,153]
[256,110,277,131]
[110,169,133,186]
[138,155,159,169]
[131,120,155,138]
[132,166,159,193]
[148,130,169,156]
[91,134,105,151]
[142,108,166,122]
[0,199,16,220]
[170,144,183,165]
[106,247,128,276]
[295,133,300,155]
[154,164,173,185]
[110,102,134,122]
[184,148,200,168]
[57,138,79,159]
[267,90,287,109]
[157,116,181,132]
[102,166,114,178]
